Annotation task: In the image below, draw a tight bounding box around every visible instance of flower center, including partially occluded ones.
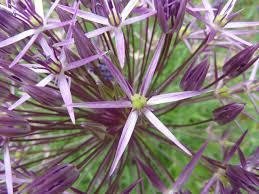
[214,15,228,27]
[131,94,147,110]
[106,0,121,26]
[108,12,121,26]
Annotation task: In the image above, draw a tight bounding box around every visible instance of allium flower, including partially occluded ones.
[188,0,259,46]
[57,0,156,67]
[0,0,258,193]
[70,36,209,174]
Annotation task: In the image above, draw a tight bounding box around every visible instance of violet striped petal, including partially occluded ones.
[44,0,61,22]
[219,0,237,18]
[23,85,63,107]
[0,108,31,137]
[137,159,167,192]
[55,26,113,48]
[225,21,259,28]
[224,130,248,163]
[121,0,139,21]
[202,0,214,23]
[223,30,252,46]
[140,34,166,96]
[144,109,191,155]
[65,53,106,71]
[8,93,31,111]
[147,91,203,106]
[114,29,125,68]
[72,27,96,58]
[123,10,156,26]
[122,178,143,194]
[58,74,75,124]
[201,174,218,194]
[238,148,246,168]
[86,26,113,38]
[110,110,138,175]
[4,143,13,194]
[43,19,77,31]
[8,74,54,110]
[26,164,79,194]
[102,55,133,98]
[34,0,44,18]
[213,103,245,125]
[171,142,208,192]
[57,4,109,25]
[9,34,39,68]
[0,29,36,48]
[71,100,132,109]
[39,36,57,62]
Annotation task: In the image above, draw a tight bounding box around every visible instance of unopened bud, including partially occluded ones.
[213,103,245,125]
[180,60,209,91]
[0,107,31,136]
[23,85,63,106]
[27,164,79,194]
[223,44,259,78]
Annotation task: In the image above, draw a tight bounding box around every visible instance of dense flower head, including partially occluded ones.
[0,0,258,193]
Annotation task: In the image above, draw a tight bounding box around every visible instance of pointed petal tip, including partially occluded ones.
[109,111,138,177]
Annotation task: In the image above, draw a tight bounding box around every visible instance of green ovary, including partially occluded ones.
[131,94,147,110]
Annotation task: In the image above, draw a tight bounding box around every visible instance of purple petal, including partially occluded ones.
[147,91,203,105]
[121,0,139,21]
[123,10,156,26]
[0,29,36,48]
[65,53,106,71]
[225,21,259,28]
[202,0,215,23]
[86,26,113,38]
[57,4,109,25]
[171,142,208,192]
[71,100,132,109]
[8,74,54,110]
[44,0,61,22]
[26,164,79,194]
[8,93,31,111]
[140,34,166,96]
[58,74,75,124]
[9,34,39,68]
[110,110,138,175]
[137,159,167,192]
[219,0,237,18]
[114,29,125,68]
[201,174,218,194]
[122,178,143,194]
[224,130,248,163]
[39,36,57,62]
[43,19,77,31]
[4,143,13,194]
[102,55,133,98]
[223,30,252,46]
[144,109,191,155]
[238,148,246,168]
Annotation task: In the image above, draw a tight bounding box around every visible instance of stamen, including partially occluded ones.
[131,94,147,110]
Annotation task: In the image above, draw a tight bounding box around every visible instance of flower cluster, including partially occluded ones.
[0,0,258,193]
